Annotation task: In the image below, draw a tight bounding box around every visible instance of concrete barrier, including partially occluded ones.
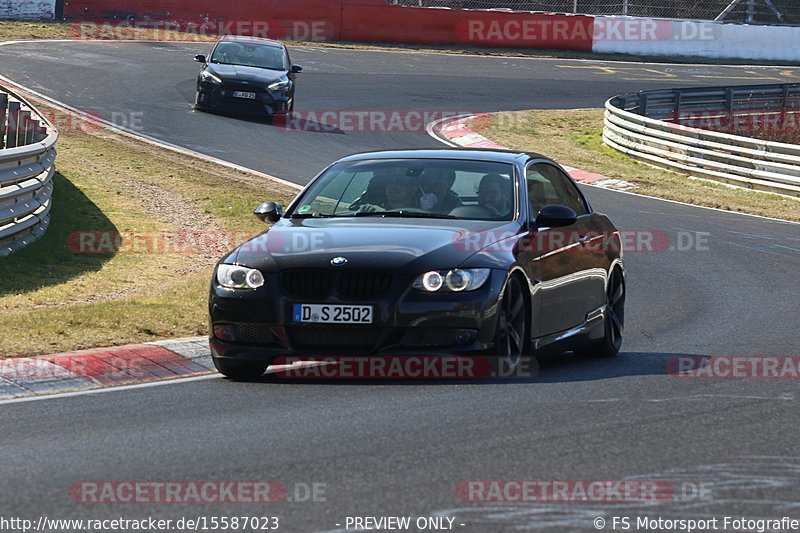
[0,0,56,20]
[592,15,800,62]
[62,0,593,51]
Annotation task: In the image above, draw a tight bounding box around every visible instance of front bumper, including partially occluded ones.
[196,81,290,116]
[208,269,506,361]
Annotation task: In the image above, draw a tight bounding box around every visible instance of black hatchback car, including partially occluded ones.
[209,149,625,378]
[194,36,302,118]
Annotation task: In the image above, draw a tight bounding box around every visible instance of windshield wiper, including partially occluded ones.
[288,212,334,219]
[222,62,282,70]
[353,210,456,219]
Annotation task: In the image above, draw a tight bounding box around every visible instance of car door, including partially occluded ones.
[523,162,607,337]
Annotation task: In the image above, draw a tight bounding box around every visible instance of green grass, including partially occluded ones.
[0,105,298,357]
[472,109,800,222]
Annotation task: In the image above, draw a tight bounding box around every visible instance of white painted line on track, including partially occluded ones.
[0,40,303,191]
[0,373,221,406]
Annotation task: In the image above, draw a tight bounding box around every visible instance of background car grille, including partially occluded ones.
[223,82,263,94]
[339,271,393,299]
[288,326,379,349]
[281,270,393,299]
[282,270,332,298]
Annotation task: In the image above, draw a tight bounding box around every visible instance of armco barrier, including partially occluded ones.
[0,86,58,257]
[603,84,800,197]
[62,0,594,51]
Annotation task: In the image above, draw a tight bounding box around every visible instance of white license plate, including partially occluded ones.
[232,91,256,99]
[293,304,373,324]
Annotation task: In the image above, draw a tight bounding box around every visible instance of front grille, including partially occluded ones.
[222,82,263,94]
[287,326,379,350]
[400,328,454,347]
[340,271,393,299]
[236,324,276,345]
[281,270,392,299]
[282,270,332,298]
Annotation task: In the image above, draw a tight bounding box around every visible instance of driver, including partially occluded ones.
[385,175,423,210]
[237,43,263,65]
[357,173,423,212]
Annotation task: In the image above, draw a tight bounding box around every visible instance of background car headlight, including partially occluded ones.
[268,79,290,91]
[201,71,223,84]
[412,269,490,292]
[216,264,265,289]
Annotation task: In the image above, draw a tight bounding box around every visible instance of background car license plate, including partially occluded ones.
[293,304,372,324]
[232,91,256,99]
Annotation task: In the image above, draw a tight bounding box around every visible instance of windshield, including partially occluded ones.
[291,159,517,220]
[209,42,287,70]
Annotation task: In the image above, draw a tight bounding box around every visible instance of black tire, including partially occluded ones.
[492,275,529,376]
[589,267,625,358]
[272,100,293,125]
[194,91,205,112]
[213,358,268,379]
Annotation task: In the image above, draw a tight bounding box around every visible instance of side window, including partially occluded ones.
[527,163,588,216]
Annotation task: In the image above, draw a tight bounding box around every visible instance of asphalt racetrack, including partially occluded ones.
[1,41,800,532]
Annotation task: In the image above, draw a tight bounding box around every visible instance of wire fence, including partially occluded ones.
[387,0,800,25]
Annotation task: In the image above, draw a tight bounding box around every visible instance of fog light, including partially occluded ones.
[455,329,477,345]
[213,325,237,341]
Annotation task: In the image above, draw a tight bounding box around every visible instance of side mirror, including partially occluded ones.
[194,54,206,63]
[535,204,577,228]
[291,65,303,74]
[254,201,283,223]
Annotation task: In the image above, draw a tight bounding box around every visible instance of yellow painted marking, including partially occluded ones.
[558,65,678,78]
[558,65,800,82]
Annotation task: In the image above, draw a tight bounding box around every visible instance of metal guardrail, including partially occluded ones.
[603,83,800,197]
[0,86,58,257]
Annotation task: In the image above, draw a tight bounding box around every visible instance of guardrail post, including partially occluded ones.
[639,92,648,116]
[0,93,7,150]
[33,123,47,142]
[25,118,39,146]
[6,101,20,149]
[19,110,31,147]
[725,88,733,116]
[673,89,682,123]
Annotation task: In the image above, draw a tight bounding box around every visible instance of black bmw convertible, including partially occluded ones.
[209,149,625,379]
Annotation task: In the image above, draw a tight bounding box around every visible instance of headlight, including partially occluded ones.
[412,269,490,292]
[201,71,222,84]
[268,79,290,91]
[216,264,265,289]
